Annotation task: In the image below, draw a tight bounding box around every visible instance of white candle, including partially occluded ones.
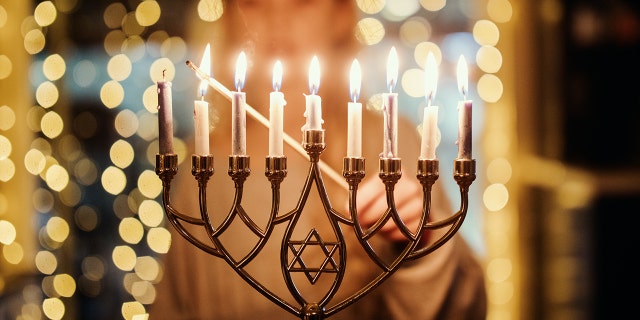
[232,51,247,156]
[269,60,285,157]
[347,59,362,158]
[303,56,323,131]
[420,52,439,160]
[456,55,472,159]
[194,44,211,155]
[382,47,398,158]
[157,72,173,154]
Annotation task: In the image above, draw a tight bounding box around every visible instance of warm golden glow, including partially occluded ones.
[0,105,15,130]
[122,301,146,320]
[0,55,12,80]
[34,1,57,27]
[198,0,224,22]
[0,158,15,182]
[100,80,125,109]
[135,0,161,27]
[0,5,7,28]
[483,183,509,212]
[36,81,59,108]
[43,54,66,81]
[101,166,127,195]
[45,164,69,192]
[356,0,385,14]
[0,220,16,244]
[146,227,171,254]
[425,52,438,104]
[53,273,76,297]
[414,42,441,69]
[115,109,140,138]
[108,54,133,81]
[349,59,361,102]
[487,0,513,23]
[112,245,137,271]
[122,35,146,62]
[420,0,446,11]
[143,85,159,113]
[355,17,385,46]
[24,29,46,54]
[110,139,135,169]
[477,74,503,103]
[399,17,431,46]
[119,217,144,244]
[135,256,160,281]
[137,170,162,199]
[35,251,58,275]
[487,258,513,283]
[487,158,512,184]
[473,20,500,46]
[104,2,127,29]
[3,241,24,264]
[138,200,164,227]
[42,297,65,320]
[0,134,10,159]
[41,111,64,139]
[477,45,503,74]
[46,216,70,243]
[122,12,144,36]
[104,30,127,56]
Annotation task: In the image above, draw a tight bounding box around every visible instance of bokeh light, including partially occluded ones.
[197,0,224,22]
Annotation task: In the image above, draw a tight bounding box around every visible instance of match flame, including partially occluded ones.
[425,52,438,106]
[349,59,361,103]
[198,43,211,98]
[308,56,320,95]
[386,46,398,93]
[235,51,247,92]
[457,55,468,99]
[272,60,283,92]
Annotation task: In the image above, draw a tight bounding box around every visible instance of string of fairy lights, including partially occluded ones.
[0,0,516,319]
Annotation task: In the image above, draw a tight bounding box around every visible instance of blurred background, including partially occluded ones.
[0,0,638,319]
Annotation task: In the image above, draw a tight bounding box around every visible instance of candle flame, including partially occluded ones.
[349,59,361,102]
[425,52,438,106]
[386,46,398,93]
[457,55,469,99]
[198,43,211,97]
[235,51,247,92]
[272,60,283,92]
[308,56,320,95]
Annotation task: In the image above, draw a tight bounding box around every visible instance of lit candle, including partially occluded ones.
[382,47,398,158]
[194,43,211,155]
[456,55,472,159]
[420,52,439,160]
[303,56,322,131]
[269,60,285,157]
[157,70,174,154]
[232,51,247,156]
[347,59,362,158]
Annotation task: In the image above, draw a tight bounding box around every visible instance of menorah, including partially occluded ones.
[156,138,475,320]
[154,52,476,319]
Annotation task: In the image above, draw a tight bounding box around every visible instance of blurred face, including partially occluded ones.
[236,0,336,64]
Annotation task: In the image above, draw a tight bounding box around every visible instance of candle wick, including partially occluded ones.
[162,69,166,80]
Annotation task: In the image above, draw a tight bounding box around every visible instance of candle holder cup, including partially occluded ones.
[155,129,476,319]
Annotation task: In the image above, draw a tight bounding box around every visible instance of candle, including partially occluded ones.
[232,51,247,156]
[303,56,322,131]
[269,60,285,157]
[456,55,472,159]
[157,70,174,154]
[382,47,398,158]
[347,59,362,158]
[420,52,439,160]
[194,43,211,155]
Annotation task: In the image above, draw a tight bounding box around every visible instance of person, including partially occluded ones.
[150,0,486,319]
